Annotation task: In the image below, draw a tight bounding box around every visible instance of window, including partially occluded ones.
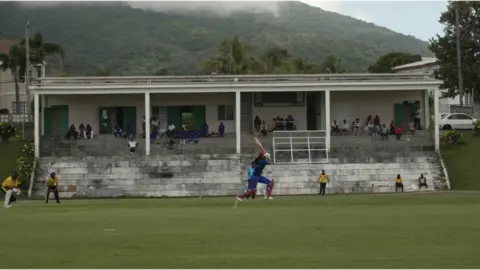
[11,102,29,114]
[254,92,304,106]
[457,114,473,120]
[218,105,234,121]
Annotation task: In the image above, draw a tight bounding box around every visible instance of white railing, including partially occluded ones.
[0,114,32,123]
[272,130,328,164]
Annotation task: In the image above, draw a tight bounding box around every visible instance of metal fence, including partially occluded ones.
[272,130,328,164]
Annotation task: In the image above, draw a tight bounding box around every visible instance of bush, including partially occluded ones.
[474,120,480,136]
[0,108,9,114]
[0,122,18,142]
[444,130,465,145]
[16,142,35,189]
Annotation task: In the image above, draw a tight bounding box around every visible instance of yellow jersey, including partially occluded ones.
[396,177,403,184]
[47,177,59,187]
[2,177,20,192]
[319,174,328,183]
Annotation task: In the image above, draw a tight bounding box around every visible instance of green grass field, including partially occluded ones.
[442,132,480,190]
[3,193,480,268]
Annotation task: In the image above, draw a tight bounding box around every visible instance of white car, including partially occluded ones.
[438,113,477,130]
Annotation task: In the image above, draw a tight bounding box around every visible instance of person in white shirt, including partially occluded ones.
[128,137,138,154]
[341,119,349,135]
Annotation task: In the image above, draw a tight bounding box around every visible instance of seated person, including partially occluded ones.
[260,121,268,137]
[381,124,389,140]
[340,119,349,135]
[371,124,380,140]
[166,124,175,137]
[127,137,138,154]
[395,127,402,140]
[78,123,86,139]
[418,174,428,189]
[218,122,225,137]
[114,125,123,138]
[389,121,396,135]
[66,124,78,140]
[408,121,416,135]
[331,120,340,136]
[353,118,361,136]
[123,124,134,139]
[202,122,209,137]
[85,124,94,140]
[150,130,159,144]
[365,121,373,135]
[285,115,295,131]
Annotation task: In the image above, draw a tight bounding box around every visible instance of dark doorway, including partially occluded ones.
[306,93,317,130]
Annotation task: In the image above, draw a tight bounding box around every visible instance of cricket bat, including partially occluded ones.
[253,137,264,152]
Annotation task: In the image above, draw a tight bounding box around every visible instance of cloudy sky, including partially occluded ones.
[15,0,448,40]
[302,1,447,41]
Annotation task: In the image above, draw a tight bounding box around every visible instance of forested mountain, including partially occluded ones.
[0,1,431,75]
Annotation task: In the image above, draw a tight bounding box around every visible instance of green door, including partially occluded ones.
[394,103,404,128]
[43,107,52,136]
[59,106,69,134]
[99,107,113,134]
[192,106,206,130]
[122,106,137,134]
[167,106,181,128]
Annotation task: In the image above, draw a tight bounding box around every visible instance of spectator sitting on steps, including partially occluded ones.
[418,174,428,189]
[85,124,94,140]
[79,123,86,139]
[114,125,123,138]
[67,124,78,140]
[260,120,268,137]
[128,136,138,155]
[395,127,402,140]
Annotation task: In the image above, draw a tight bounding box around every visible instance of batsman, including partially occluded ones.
[45,172,61,204]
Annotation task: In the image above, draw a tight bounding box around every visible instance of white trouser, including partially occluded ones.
[4,190,13,207]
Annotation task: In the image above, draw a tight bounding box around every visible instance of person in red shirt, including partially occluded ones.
[395,127,402,140]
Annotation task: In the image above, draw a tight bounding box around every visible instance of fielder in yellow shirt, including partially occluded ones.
[317,170,330,196]
[46,172,61,204]
[2,171,20,208]
[395,174,404,193]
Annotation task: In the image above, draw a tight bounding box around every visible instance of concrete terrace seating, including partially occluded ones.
[33,152,446,198]
[40,130,435,158]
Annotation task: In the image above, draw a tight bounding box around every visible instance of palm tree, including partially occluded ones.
[321,55,346,74]
[262,46,290,73]
[21,32,65,77]
[0,44,25,115]
[291,57,315,74]
[202,36,254,75]
[94,67,112,76]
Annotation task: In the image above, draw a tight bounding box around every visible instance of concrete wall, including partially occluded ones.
[45,90,429,135]
[47,93,237,133]
[0,70,29,111]
[331,90,425,127]
[34,154,443,198]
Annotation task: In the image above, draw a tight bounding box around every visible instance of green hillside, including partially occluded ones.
[0,1,431,75]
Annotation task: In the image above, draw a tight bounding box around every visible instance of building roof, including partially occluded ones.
[0,40,17,54]
[30,73,443,95]
[392,57,438,71]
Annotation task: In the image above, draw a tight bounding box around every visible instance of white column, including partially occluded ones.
[433,88,440,151]
[34,92,40,158]
[144,92,151,156]
[40,95,45,136]
[325,90,331,152]
[235,90,241,154]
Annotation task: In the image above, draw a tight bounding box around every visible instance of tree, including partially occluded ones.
[0,44,25,115]
[429,1,480,100]
[262,46,290,73]
[320,55,346,73]
[202,36,256,75]
[290,57,316,74]
[155,68,170,76]
[21,32,65,77]
[367,52,422,73]
[94,67,112,76]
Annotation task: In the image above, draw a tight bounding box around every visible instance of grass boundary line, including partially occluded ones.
[436,149,451,190]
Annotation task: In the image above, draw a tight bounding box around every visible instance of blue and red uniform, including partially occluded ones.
[238,151,275,199]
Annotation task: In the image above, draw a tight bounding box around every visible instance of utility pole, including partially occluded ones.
[455,2,464,106]
[23,21,30,140]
